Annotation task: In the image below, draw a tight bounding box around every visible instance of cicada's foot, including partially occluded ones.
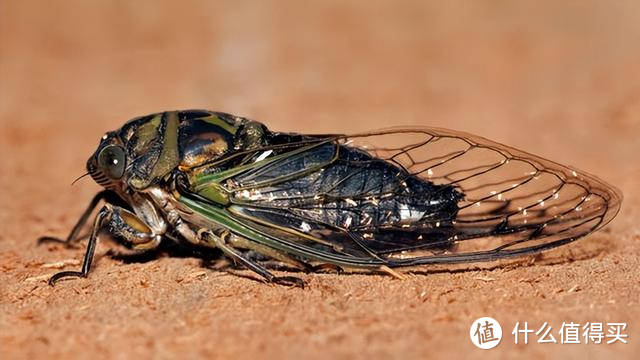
[311,263,344,274]
[271,275,306,289]
[37,236,83,248]
[48,270,86,286]
[37,236,65,245]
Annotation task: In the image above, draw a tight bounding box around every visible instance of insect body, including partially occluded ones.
[40,110,622,286]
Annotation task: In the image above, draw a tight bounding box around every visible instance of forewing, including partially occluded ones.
[185,127,622,266]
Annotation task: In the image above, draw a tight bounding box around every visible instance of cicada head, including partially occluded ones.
[87,110,262,193]
[86,131,128,191]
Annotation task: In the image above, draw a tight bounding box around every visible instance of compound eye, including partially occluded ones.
[97,145,126,179]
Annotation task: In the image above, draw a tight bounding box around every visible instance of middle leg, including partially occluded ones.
[197,229,306,288]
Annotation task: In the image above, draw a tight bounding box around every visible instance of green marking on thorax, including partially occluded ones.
[129,111,180,190]
[133,114,162,153]
[151,111,180,179]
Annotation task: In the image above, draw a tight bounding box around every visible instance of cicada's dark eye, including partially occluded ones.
[97,145,126,179]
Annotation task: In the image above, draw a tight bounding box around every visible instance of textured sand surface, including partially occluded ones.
[1,1,639,359]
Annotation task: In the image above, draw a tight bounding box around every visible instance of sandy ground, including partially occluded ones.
[1,1,639,359]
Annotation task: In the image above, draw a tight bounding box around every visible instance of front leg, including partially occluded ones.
[48,204,161,285]
[38,190,128,246]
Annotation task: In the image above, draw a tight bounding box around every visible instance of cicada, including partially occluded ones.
[40,110,622,287]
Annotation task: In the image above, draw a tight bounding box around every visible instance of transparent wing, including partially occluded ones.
[184,127,622,267]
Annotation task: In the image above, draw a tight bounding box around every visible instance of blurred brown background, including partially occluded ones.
[1,1,639,359]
